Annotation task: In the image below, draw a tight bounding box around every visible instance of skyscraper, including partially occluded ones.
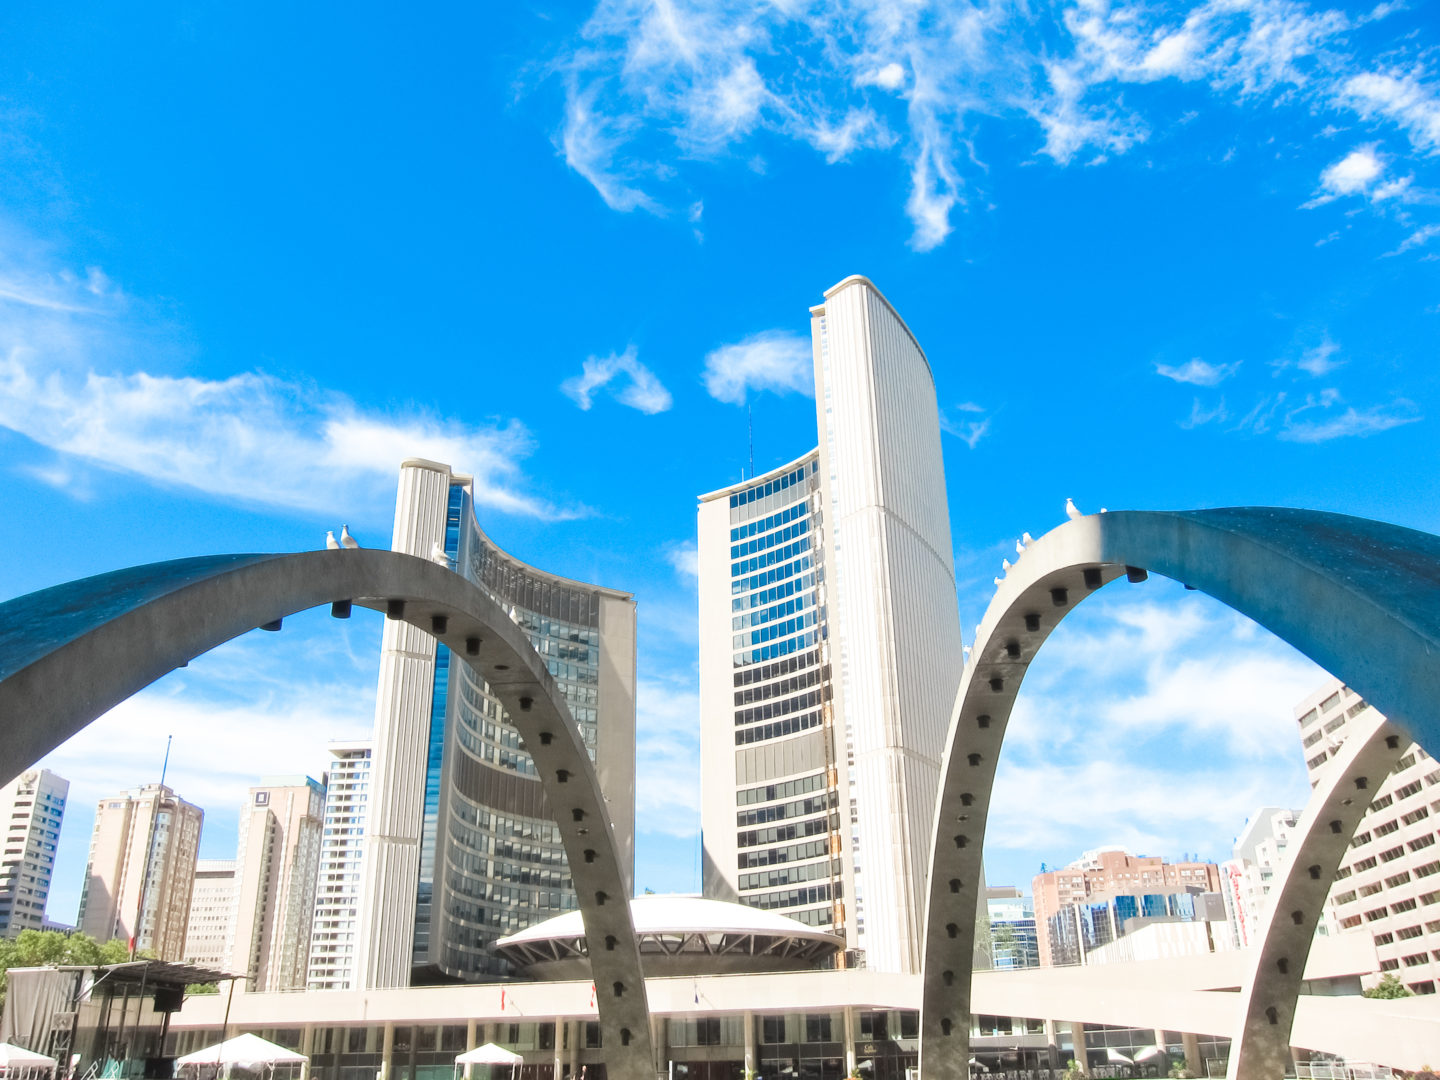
[1298,678,1440,995]
[0,769,67,937]
[77,783,203,959]
[183,859,237,969]
[227,776,326,991]
[356,459,636,987]
[698,275,964,974]
[308,739,372,990]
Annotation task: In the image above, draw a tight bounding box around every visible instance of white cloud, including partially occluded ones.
[861,63,907,91]
[1340,71,1440,154]
[561,344,673,414]
[701,329,813,404]
[1278,390,1422,441]
[1180,396,1228,428]
[1387,223,1440,255]
[986,589,1324,873]
[556,0,1440,252]
[633,678,701,837]
[1310,145,1386,203]
[940,402,991,448]
[1156,358,1241,386]
[665,539,699,581]
[1296,339,1344,375]
[0,352,568,519]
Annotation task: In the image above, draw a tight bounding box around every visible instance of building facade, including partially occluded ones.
[1220,808,1303,950]
[699,275,965,974]
[0,769,67,937]
[228,776,326,991]
[356,459,637,987]
[308,740,372,990]
[986,887,1040,970]
[183,859,237,969]
[76,783,203,959]
[1031,848,1222,967]
[1299,677,1440,994]
[1045,890,1230,967]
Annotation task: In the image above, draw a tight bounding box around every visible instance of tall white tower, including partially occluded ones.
[699,275,963,974]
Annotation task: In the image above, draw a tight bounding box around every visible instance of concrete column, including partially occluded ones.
[1069,1024,1088,1076]
[554,1020,565,1080]
[1181,1033,1201,1077]
[464,1019,478,1080]
[300,1025,314,1080]
[651,1015,666,1080]
[842,1008,856,1077]
[567,1021,579,1080]
[1043,1020,1060,1071]
[743,1012,756,1079]
[380,1023,396,1080]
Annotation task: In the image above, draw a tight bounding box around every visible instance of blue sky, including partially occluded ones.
[1,0,1438,925]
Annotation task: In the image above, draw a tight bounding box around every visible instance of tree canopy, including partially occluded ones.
[1362,973,1414,999]
[0,930,141,1014]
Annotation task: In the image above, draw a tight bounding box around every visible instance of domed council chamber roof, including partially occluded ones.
[495,895,843,979]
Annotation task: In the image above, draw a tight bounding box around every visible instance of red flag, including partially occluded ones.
[500,988,506,1012]
[588,983,595,1009]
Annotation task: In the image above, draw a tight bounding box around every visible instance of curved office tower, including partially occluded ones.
[699,276,963,974]
[356,460,636,987]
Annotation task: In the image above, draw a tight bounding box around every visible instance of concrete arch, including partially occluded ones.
[0,549,656,1080]
[919,508,1440,1080]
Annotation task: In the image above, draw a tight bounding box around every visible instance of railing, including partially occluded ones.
[1293,1064,1395,1080]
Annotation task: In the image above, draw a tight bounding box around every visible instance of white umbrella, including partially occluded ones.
[1106,1049,1134,1066]
[1134,1047,1166,1063]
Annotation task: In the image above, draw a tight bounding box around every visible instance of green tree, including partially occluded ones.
[185,982,220,995]
[1363,973,1413,999]
[0,930,147,1015]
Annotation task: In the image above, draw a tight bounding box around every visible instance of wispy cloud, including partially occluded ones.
[561,344,673,414]
[634,677,701,837]
[1156,358,1241,386]
[940,401,991,448]
[665,539,699,581]
[556,0,1440,250]
[0,248,576,521]
[1272,338,1345,376]
[1278,389,1422,441]
[701,329,813,404]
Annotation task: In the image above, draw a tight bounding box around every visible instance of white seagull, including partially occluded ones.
[1065,497,1083,520]
[1015,538,1026,557]
[340,524,360,549]
[430,541,451,567]
[1002,558,1012,574]
[993,576,1005,588]
[325,530,340,550]
[1022,531,1034,545]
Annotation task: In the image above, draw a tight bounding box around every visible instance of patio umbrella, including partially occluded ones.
[1134,1047,1167,1063]
[454,1043,524,1080]
[1106,1050,1135,1066]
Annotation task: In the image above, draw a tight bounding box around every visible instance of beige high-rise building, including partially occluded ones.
[1299,678,1440,995]
[183,859,237,970]
[227,776,326,991]
[77,783,203,959]
[0,768,68,937]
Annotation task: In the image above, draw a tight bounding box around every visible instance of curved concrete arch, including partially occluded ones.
[0,550,656,1080]
[920,508,1440,1080]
